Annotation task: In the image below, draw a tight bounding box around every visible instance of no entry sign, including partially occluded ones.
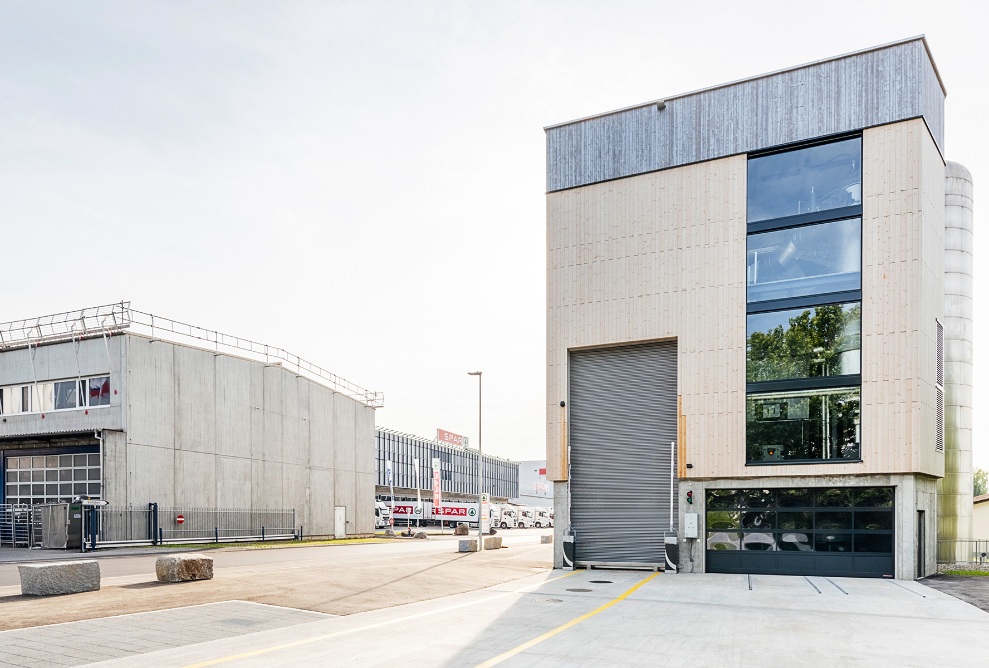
[176,514,185,525]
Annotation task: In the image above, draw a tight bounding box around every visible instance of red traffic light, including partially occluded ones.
[686,491,694,504]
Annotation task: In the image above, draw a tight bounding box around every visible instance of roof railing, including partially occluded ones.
[0,301,383,408]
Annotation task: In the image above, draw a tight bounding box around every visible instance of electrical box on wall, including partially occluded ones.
[684,512,699,538]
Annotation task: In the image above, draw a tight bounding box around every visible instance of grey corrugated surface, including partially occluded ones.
[547,39,945,192]
[569,341,677,564]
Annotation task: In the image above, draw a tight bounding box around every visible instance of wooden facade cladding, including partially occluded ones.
[546,156,747,481]
[546,118,945,483]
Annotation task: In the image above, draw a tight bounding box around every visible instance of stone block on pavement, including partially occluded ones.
[541,535,553,544]
[413,531,429,539]
[483,536,503,549]
[454,524,470,536]
[458,539,478,552]
[18,560,100,596]
[156,553,214,583]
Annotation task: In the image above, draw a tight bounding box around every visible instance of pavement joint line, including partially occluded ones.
[804,576,821,593]
[178,571,578,668]
[886,579,926,598]
[825,577,849,595]
[474,571,661,668]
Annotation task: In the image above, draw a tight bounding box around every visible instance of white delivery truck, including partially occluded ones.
[491,504,517,529]
[374,501,392,529]
[515,506,534,529]
[533,507,553,528]
[389,502,427,526]
[431,501,481,527]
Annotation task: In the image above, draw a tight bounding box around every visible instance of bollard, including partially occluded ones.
[214,527,219,543]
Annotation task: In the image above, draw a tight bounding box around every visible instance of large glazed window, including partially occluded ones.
[747,303,861,383]
[747,137,862,223]
[747,218,861,303]
[746,134,862,466]
[746,388,860,463]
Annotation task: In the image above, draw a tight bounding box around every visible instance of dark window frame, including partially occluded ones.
[745,134,863,466]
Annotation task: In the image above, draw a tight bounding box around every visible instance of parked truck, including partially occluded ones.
[389,501,482,527]
[491,504,517,529]
[515,506,534,529]
[374,501,392,529]
[533,507,553,528]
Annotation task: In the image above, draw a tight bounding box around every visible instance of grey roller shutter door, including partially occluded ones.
[569,341,678,566]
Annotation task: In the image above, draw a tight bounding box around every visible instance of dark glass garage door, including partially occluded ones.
[705,487,894,578]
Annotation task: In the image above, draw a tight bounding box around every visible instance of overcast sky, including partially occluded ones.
[1,1,985,465]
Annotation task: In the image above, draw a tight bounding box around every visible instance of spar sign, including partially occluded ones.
[432,458,441,508]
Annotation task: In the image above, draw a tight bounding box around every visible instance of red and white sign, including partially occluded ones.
[436,429,468,449]
[434,506,468,517]
[176,514,185,525]
[432,458,442,508]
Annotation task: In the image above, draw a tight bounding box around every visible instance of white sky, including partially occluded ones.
[1,1,986,465]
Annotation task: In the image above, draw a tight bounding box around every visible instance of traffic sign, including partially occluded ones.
[176,514,185,525]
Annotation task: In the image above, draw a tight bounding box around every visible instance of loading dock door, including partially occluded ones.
[569,341,678,567]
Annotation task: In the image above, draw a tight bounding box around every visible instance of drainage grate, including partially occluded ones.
[588,580,613,584]
[566,588,593,592]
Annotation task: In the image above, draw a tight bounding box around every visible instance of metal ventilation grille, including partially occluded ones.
[936,387,944,453]
[936,319,944,453]
[936,319,944,387]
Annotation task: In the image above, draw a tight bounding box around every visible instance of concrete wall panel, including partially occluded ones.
[127,443,174,506]
[215,356,252,459]
[334,469,357,535]
[217,455,251,508]
[309,385,335,470]
[174,450,217,507]
[123,337,174,449]
[308,467,334,536]
[333,393,357,474]
[355,406,376,474]
[354,472,375,534]
[262,366,284,463]
[173,346,216,454]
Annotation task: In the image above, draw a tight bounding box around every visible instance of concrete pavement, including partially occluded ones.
[2,568,985,667]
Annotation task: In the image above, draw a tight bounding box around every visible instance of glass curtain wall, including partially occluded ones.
[746,136,862,464]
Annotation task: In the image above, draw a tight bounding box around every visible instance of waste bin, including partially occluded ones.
[664,536,679,573]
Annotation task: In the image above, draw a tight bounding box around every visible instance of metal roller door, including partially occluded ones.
[569,341,678,567]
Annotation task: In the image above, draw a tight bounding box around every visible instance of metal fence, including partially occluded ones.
[155,507,297,544]
[1,503,300,550]
[937,539,989,565]
[0,505,35,547]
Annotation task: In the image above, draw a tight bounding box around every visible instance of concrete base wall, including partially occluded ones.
[678,473,938,580]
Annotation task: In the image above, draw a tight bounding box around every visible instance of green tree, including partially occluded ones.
[975,468,988,497]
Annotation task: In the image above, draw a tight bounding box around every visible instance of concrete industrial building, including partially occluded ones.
[546,37,973,578]
[0,303,379,537]
[375,428,518,503]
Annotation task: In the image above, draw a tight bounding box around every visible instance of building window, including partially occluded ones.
[747,302,861,384]
[746,218,861,303]
[746,388,860,462]
[746,135,862,465]
[0,375,111,415]
[747,137,862,223]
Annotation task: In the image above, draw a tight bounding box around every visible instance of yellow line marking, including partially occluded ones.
[181,571,577,668]
[475,571,661,668]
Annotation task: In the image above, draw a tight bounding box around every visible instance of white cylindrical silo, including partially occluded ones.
[938,161,974,546]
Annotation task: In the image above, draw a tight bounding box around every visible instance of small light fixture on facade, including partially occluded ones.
[656,101,667,111]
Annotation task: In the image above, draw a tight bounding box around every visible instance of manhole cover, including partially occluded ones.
[566,588,593,592]
[589,580,613,584]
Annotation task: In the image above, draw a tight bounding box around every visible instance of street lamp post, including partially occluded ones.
[468,371,483,551]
